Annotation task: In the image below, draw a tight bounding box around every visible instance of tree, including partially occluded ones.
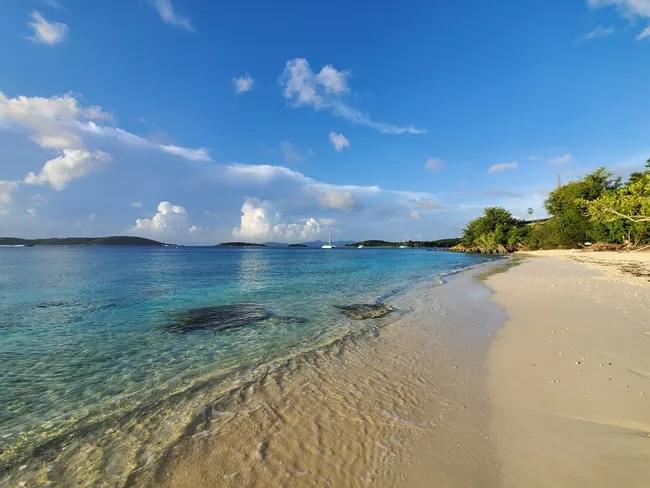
[587,171,650,245]
[543,167,620,247]
[461,207,522,252]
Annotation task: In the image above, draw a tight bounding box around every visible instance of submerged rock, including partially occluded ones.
[166,304,272,333]
[335,303,395,320]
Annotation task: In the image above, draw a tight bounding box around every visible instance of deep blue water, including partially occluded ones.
[0,246,495,477]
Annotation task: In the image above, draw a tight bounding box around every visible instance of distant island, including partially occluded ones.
[288,243,308,248]
[216,242,267,247]
[0,236,164,246]
[346,239,461,248]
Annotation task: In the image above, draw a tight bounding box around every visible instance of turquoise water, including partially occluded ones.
[0,246,495,483]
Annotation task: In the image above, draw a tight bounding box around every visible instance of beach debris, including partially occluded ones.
[166,304,272,333]
[335,303,395,320]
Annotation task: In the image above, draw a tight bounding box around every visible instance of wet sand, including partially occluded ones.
[486,251,650,487]
[140,265,506,487]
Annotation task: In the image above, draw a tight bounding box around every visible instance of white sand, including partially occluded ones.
[486,251,650,487]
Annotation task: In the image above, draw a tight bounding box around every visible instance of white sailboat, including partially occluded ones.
[321,227,336,249]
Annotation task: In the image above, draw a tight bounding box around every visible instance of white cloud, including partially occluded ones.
[0,92,110,151]
[316,65,349,94]
[130,201,143,208]
[329,132,350,152]
[548,153,573,165]
[0,91,212,194]
[280,58,425,135]
[582,25,616,40]
[410,210,422,220]
[233,74,254,94]
[221,162,440,226]
[588,0,650,17]
[0,181,19,205]
[637,25,650,38]
[424,157,445,172]
[280,141,303,163]
[27,11,68,45]
[25,149,110,190]
[318,190,355,209]
[488,161,518,174]
[133,201,188,232]
[232,198,324,241]
[588,0,650,38]
[149,0,194,31]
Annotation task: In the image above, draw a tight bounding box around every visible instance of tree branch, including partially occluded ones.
[603,207,650,223]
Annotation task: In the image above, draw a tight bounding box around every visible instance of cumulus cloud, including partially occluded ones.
[280,141,303,163]
[0,181,19,205]
[0,91,212,194]
[133,201,188,232]
[232,198,324,241]
[318,189,355,209]
[548,153,573,165]
[221,162,440,228]
[328,132,350,152]
[27,11,68,45]
[280,58,425,135]
[25,149,110,190]
[149,0,194,31]
[0,92,110,151]
[233,74,254,94]
[488,161,518,174]
[424,157,445,172]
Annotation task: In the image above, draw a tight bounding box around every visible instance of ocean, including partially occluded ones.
[0,246,496,485]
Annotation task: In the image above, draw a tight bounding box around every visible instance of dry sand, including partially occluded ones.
[486,250,650,488]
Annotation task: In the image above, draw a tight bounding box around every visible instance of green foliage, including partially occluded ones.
[587,171,650,245]
[541,167,620,248]
[460,207,522,252]
[459,162,650,252]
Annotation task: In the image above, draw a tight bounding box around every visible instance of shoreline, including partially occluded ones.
[485,250,650,487]
[142,262,507,487]
[1,257,503,488]
[11,250,648,487]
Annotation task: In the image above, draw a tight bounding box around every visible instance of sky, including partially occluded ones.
[1,0,650,244]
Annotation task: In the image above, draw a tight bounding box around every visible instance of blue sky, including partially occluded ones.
[1,0,649,243]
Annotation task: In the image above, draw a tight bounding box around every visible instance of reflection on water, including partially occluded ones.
[0,246,497,486]
[237,248,270,291]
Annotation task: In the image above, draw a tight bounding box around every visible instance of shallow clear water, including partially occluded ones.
[0,246,495,482]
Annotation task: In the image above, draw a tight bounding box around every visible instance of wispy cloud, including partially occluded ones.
[27,11,68,45]
[233,74,254,94]
[580,25,615,41]
[548,153,573,165]
[280,141,303,163]
[637,25,650,39]
[280,58,425,135]
[488,161,518,174]
[328,132,350,152]
[149,0,194,32]
[588,0,650,39]
[424,157,446,172]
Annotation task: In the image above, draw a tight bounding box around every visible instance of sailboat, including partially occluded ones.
[321,227,336,249]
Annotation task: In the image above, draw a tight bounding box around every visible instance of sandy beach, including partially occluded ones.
[146,251,650,487]
[486,251,650,488]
